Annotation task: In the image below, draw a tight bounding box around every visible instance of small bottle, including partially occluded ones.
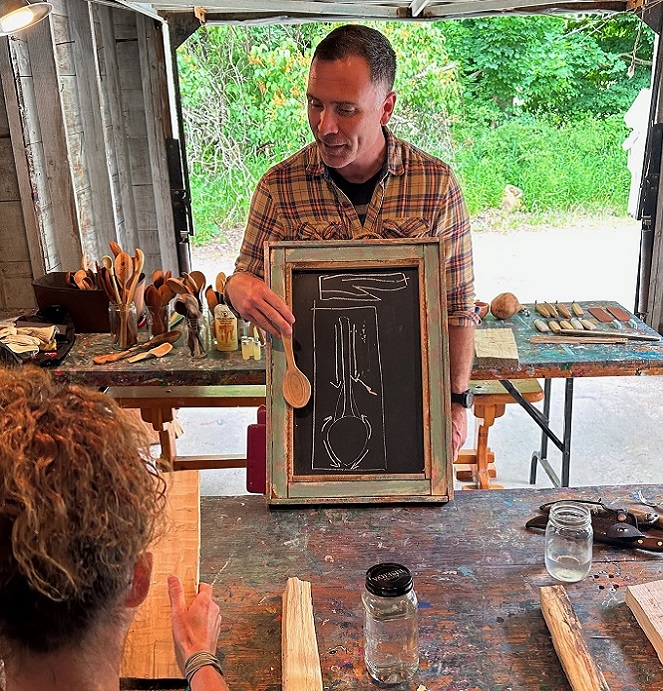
[214,303,238,352]
[545,501,593,583]
[362,563,419,685]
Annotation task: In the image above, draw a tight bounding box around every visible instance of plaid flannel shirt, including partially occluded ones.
[235,128,477,326]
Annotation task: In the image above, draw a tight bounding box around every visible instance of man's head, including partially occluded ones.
[307,25,397,182]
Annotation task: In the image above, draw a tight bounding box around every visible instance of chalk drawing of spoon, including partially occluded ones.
[322,316,372,470]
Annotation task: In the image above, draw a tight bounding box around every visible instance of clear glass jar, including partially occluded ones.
[183,315,209,358]
[108,302,138,350]
[545,501,593,583]
[362,563,419,685]
[146,304,170,338]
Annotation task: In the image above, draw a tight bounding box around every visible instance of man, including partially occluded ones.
[225,24,477,457]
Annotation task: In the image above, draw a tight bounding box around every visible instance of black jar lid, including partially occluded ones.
[365,563,413,597]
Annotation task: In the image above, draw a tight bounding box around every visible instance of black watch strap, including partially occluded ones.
[451,390,474,408]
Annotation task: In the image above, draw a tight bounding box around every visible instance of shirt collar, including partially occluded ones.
[305,127,405,179]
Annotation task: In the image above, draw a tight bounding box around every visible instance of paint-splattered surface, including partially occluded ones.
[473,301,663,379]
[202,486,663,691]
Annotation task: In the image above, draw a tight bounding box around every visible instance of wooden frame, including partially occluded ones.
[266,238,453,505]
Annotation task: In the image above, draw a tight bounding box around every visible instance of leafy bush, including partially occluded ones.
[177,16,653,243]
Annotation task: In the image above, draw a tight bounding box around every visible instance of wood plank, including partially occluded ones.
[0,40,46,284]
[136,14,178,276]
[26,17,82,271]
[94,4,139,251]
[540,585,610,690]
[474,328,519,367]
[68,0,117,260]
[282,577,323,691]
[625,579,663,665]
[120,469,200,680]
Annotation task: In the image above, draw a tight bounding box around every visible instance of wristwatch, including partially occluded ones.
[451,390,474,408]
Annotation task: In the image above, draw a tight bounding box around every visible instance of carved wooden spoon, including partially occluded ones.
[127,342,173,363]
[282,335,311,408]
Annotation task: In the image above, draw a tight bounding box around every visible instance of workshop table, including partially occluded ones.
[198,484,663,691]
[473,300,663,487]
[4,300,663,483]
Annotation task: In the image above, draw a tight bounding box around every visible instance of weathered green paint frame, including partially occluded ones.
[266,238,453,505]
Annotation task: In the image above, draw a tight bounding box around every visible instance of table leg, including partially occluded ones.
[530,378,552,484]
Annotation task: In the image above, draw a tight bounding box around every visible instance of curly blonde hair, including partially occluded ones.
[0,367,167,653]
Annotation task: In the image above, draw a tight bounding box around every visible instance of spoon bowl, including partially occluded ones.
[282,335,311,408]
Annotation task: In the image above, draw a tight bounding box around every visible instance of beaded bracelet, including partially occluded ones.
[183,650,224,685]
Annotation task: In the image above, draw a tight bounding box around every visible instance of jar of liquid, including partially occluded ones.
[214,303,238,352]
[362,563,419,685]
[545,501,593,583]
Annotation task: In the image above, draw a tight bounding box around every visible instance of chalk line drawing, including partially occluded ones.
[321,316,372,469]
[312,305,386,472]
[319,272,408,301]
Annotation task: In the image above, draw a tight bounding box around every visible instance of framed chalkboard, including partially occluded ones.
[266,239,452,505]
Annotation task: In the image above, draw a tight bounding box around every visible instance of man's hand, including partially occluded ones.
[225,272,295,339]
[450,403,468,461]
[167,576,222,672]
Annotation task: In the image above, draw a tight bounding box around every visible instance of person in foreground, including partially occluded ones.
[0,367,229,691]
[225,24,477,457]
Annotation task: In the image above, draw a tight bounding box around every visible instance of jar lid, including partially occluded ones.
[365,563,413,597]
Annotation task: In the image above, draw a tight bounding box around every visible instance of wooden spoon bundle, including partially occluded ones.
[106,243,145,350]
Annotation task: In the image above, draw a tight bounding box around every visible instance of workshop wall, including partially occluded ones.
[0,0,179,311]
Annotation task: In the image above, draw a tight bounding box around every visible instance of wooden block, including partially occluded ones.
[474,329,519,367]
[540,585,610,690]
[626,579,663,665]
[120,470,200,680]
[282,577,323,691]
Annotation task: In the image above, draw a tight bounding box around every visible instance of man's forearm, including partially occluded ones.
[448,324,475,393]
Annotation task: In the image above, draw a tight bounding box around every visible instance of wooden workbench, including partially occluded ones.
[200,484,663,691]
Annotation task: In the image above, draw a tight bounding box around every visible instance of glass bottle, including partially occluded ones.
[362,563,419,685]
[545,501,593,583]
[214,303,238,352]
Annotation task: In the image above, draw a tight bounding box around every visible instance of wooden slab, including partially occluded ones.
[626,579,663,665]
[474,328,519,368]
[282,577,323,691]
[120,470,200,680]
[540,585,610,690]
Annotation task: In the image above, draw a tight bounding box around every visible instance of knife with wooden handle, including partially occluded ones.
[556,302,572,319]
[571,302,584,317]
[535,301,552,318]
[93,330,181,365]
[534,319,550,333]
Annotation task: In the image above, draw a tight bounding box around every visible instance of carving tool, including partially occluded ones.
[571,302,584,317]
[535,302,552,318]
[580,319,597,331]
[544,302,558,317]
[534,319,550,333]
[559,320,573,330]
[548,321,561,334]
[92,330,181,365]
[556,302,572,319]
[570,318,583,330]
[559,329,661,342]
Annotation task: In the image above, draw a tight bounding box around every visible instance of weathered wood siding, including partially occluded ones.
[0,0,180,310]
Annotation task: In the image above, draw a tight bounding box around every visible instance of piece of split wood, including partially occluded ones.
[626,579,663,665]
[282,577,323,691]
[474,329,519,366]
[120,470,200,679]
[540,585,610,691]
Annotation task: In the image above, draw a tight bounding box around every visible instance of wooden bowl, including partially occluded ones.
[475,301,489,319]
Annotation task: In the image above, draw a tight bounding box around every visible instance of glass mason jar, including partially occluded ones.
[362,563,419,685]
[108,302,138,350]
[183,315,209,358]
[545,501,593,583]
[146,304,170,338]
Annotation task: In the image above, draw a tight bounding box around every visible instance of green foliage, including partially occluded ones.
[177,15,654,244]
[453,115,631,216]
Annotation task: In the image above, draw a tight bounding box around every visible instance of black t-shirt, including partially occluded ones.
[329,166,384,225]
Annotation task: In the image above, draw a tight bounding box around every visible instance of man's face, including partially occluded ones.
[306,55,395,182]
